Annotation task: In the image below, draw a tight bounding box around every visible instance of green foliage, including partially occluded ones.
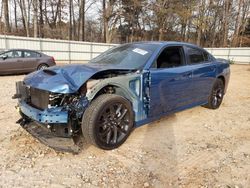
[229,59,235,64]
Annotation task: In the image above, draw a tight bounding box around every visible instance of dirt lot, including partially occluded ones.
[0,65,249,188]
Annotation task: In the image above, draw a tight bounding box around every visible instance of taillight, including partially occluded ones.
[51,57,55,63]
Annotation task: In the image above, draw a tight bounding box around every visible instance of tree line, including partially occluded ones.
[0,0,250,47]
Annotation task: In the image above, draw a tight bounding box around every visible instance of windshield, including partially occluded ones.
[89,43,159,69]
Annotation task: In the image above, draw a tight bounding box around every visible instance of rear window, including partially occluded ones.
[186,46,205,64]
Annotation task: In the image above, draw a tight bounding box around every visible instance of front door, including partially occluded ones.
[22,50,40,71]
[0,50,23,74]
[148,46,194,118]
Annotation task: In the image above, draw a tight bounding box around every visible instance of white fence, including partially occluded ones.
[0,35,116,64]
[206,48,250,63]
[0,35,249,64]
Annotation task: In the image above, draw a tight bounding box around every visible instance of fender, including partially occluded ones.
[86,73,148,122]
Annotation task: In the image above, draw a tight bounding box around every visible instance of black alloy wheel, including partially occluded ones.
[82,94,134,150]
[205,79,225,109]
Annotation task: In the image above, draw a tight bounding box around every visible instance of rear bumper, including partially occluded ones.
[18,100,68,124]
[224,67,230,94]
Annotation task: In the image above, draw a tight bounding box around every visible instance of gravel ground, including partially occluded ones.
[0,64,249,188]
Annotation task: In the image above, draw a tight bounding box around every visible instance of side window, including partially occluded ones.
[203,52,209,61]
[0,51,22,59]
[13,51,22,58]
[24,51,40,58]
[0,52,10,58]
[186,47,205,64]
[155,46,184,69]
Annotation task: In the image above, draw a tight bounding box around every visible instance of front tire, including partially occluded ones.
[205,79,225,109]
[81,94,134,150]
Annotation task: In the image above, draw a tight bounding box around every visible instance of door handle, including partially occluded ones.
[184,72,192,78]
[209,66,216,71]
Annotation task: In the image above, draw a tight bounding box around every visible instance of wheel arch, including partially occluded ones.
[217,75,225,86]
[85,74,145,123]
[37,63,49,70]
[88,83,134,105]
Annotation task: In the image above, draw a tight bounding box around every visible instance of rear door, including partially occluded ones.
[148,46,194,117]
[184,46,216,103]
[23,50,41,71]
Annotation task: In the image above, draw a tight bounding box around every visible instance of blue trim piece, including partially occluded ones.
[19,101,68,124]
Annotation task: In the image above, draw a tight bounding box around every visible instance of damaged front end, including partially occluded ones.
[13,81,89,153]
[12,63,143,152]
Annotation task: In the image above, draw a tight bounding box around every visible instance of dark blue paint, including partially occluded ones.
[191,62,217,102]
[149,65,197,117]
[24,63,134,93]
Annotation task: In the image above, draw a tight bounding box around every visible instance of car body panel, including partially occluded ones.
[149,66,194,117]
[191,62,217,103]
[0,57,24,73]
[86,72,148,122]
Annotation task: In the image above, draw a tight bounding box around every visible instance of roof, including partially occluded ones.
[4,49,41,52]
[130,41,201,48]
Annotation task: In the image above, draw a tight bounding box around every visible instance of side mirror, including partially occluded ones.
[2,55,8,60]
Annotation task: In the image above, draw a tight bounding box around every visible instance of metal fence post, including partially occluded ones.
[227,47,231,61]
[68,40,71,64]
[39,38,43,52]
[4,35,9,50]
[90,43,93,60]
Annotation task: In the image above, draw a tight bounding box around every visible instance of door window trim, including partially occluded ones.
[184,45,212,65]
[149,45,186,70]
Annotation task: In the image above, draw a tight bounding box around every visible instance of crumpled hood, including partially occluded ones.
[24,63,130,93]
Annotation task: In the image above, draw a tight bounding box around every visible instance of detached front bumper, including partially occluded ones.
[16,98,83,154]
[13,81,87,153]
[14,81,69,125]
[18,100,68,124]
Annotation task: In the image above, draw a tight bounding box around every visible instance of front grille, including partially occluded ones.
[16,81,29,100]
[30,87,49,110]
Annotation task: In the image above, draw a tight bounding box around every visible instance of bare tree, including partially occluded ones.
[79,0,85,41]
[103,0,107,42]
[0,2,3,33]
[39,0,44,37]
[33,0,38,37]
[69,0,73,40]
[3,0,11,33]
[19,0,30,37]
[13,0,18,30]
[223,0,232,47]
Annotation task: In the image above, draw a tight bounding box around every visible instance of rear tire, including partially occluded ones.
[81,94,134,150]
[37,64,48,70]
[205,79,225,109]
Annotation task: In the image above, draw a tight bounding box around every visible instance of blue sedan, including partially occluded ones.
[13,42,230,151]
